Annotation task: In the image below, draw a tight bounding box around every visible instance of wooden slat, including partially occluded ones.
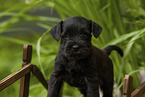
[131,82,145,97]
[19,73,30,97]
[31,65,48,90]
[0,63,32,91]
[123,75,133,97]
[19,44,32,97]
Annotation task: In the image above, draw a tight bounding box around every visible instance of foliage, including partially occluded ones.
[0,0,145,97]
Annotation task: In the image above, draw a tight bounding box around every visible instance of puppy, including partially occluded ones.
[47,16,123,97]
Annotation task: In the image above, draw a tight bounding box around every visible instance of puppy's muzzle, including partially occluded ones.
[64,42,91,59]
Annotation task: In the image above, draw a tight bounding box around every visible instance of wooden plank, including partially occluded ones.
[123,75,133,97]
[19,73,30,97]
[131,82,145,97]
[31,65,48,90]
[19,44,32,97]
[0,63,32,91]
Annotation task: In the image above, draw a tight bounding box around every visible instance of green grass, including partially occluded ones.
[0,0,145,97]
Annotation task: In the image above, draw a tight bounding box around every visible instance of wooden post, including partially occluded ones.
[19,45,32,97]
[123,75,133,97]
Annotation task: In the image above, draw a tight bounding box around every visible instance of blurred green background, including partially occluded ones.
[0,0,145,97]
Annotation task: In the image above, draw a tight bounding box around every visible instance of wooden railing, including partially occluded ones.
[0,44,144,97]
[123,75,145,97]
[0,44,48,97]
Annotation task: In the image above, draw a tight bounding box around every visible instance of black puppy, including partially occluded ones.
[47,17,123,97]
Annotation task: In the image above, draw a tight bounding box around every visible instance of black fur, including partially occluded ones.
[102,45,123,57]
[47,16,123,97]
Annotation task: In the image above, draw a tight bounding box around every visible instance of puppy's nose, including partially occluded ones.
[72,45,79,50]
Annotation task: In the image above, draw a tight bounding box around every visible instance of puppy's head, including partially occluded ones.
[49,17,102,59]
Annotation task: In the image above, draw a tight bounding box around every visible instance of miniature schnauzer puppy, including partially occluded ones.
[47,16,123,97]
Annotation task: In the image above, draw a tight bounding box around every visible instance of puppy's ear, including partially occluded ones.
[49,21,63,42]
[91,21,102,38]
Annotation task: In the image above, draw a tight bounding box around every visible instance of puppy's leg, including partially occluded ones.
[86,77,100,97]
[47,74,63,97]
[101,77,113,97]
[85,72,100,97]
[78,88,87,97]
[84,66,101,97]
